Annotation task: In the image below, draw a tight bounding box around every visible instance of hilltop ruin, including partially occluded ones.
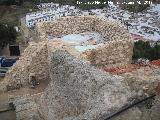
[36,16,133,68]
[1,16,160,120]
[0,16,134,92]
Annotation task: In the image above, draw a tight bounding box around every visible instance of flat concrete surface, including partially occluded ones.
[0,110,16,120]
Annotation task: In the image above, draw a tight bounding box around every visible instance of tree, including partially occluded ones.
[154,44,160,60]
[132,40,160,61]
[0,0,24,6]
[0,23,17,49]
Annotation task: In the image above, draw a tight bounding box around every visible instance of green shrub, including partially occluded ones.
[0,23,17,48]
[132,40,160,61]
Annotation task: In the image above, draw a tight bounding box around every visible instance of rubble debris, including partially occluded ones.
[12,95,41,120]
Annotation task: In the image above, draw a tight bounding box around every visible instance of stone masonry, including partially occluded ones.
[0,16,134,92]
[1,15,159,120]
[36,16,134,68]
[0,42,49,92]
[0,40,85,92]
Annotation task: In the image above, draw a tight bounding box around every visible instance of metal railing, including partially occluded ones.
[0,67,9,77]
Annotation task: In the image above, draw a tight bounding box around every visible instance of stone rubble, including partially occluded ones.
[11,95,42,120]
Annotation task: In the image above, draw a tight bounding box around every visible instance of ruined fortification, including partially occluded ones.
[1,15,160,120]
[36,16,134,68]
[0,16,139,120]
[0,40,83,92]
[0,16,134,92]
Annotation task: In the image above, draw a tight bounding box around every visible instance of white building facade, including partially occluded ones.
[26,3,80,28]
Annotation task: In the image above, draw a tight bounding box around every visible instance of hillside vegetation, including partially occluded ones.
[0,23,17,48]
[0,1,37,26]
[0,0,155,26]
[133,40,160,61]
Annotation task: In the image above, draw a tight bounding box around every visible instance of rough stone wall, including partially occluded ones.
[0,41,49,92]
[93,16,131,42]
[84,40,133,68]
[38,50,132,120]
[36,16,130,42]
[0,40,87,92]
[36,16,134,68]
[36,16,96,40]
[47,39,84,61]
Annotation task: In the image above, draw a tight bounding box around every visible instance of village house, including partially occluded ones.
[25,3,80,28]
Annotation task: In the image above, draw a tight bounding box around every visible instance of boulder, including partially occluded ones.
[38,50,132,120]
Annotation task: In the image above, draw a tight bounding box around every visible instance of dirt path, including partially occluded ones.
[7,79,49,97]
[0,79,49,113]
[0,92,10,112]
[0,110,16,120]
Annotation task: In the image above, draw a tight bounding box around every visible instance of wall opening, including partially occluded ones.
[9,45,20,56]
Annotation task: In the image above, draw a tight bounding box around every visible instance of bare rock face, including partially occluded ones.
[11,95,41,120]
[38,50,132,120]
[149,95,160,120]
[121,67,160,98]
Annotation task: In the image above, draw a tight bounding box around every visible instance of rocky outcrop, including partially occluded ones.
[121,66,160,97]
[11,95,42,120]
[0,40,86,92]
[38,50,132,120]
[109,95,160,120]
